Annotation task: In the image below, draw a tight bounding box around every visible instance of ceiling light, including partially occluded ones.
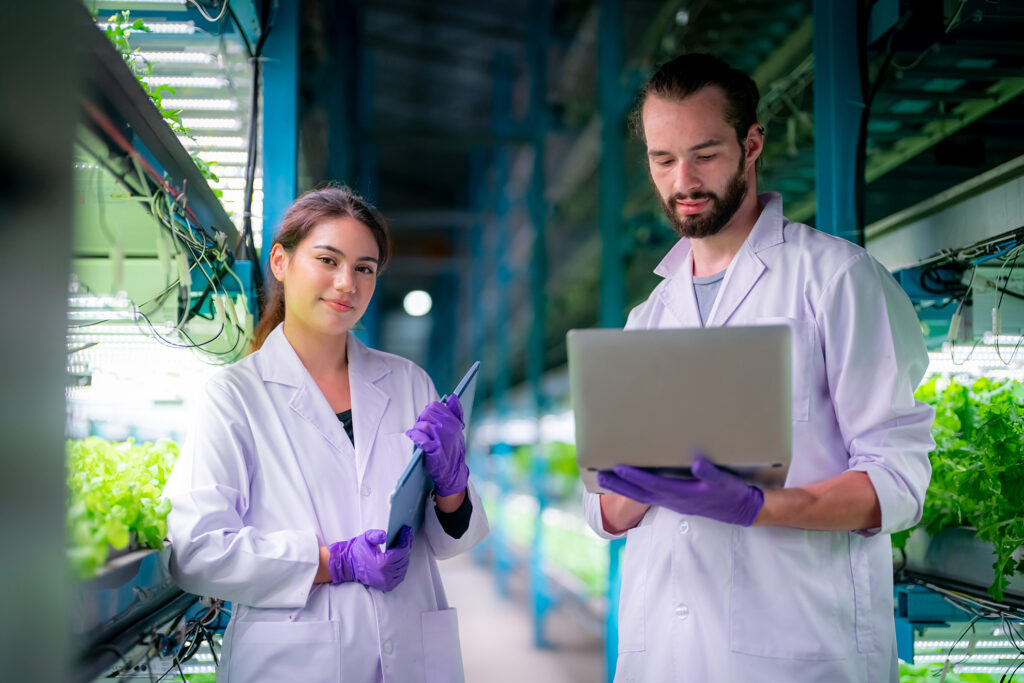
[403,290,432,317]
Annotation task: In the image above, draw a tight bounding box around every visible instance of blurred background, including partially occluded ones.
[2,0,1024,681]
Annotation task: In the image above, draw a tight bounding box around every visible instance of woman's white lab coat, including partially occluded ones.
[583,193,934,683]
[165,325,488,683]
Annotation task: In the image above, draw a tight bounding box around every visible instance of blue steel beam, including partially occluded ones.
[813,0,863,244]
[260,0,298,272]
[598,0,627,680]
[528,0,552,650]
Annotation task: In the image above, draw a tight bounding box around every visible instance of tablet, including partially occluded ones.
[386,362,479,547]
[567,326,792,493]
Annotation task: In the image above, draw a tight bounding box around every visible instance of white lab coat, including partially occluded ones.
[583,193,934,683]
[165,325,488,683]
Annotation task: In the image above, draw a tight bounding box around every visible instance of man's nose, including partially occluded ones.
[673,161,700,195]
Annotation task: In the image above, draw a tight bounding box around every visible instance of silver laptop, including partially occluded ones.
[567,326,792,493]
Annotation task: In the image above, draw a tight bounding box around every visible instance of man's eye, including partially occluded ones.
[697,154,715,161]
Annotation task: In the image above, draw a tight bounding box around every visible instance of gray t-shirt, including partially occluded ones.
[693,269,726,326]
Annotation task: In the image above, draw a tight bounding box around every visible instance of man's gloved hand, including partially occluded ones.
[597,457,764,527]
[406,395,469,497]
[327,526,412,591]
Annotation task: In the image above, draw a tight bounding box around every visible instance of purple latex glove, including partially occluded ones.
[327,526,412,592]
[597,457,765,527]
[406,395,469,497]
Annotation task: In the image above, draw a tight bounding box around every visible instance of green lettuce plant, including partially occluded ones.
[66,437,179,579]
[894,376,1024,601]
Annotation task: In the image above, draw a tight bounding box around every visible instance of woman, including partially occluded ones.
[165,185,488,683]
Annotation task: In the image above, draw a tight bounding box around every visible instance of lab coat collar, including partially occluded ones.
[652,192,785,327]
[257,325,392,481]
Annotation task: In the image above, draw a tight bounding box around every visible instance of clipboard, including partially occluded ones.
[385,361,480,547]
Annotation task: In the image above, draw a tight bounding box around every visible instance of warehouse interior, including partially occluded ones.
[1,0,1023,681]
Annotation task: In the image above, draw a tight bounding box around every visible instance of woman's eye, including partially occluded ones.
[317,256,335,265]
[357,265,376,275]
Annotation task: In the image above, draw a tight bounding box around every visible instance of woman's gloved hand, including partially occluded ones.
[406,395,469,497]
[598,457,764,527]
[327,526,412,591]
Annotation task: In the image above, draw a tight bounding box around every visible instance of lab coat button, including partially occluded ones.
[383,639,393,654]
[675,603,690,620]
[361,484,372,497]
[678,520,690,535]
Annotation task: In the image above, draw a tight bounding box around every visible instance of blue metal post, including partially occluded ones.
[468,148,490,567]
[599,0,627,679]
[490,54,516,598]
[528,0,552,649]
[260,0,299,271]
[813,0,863,244]
[354,43,383,349]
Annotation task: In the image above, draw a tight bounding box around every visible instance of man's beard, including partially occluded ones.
[658,161,748,239]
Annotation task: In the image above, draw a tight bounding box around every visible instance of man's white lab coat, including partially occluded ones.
[584,193,934,682]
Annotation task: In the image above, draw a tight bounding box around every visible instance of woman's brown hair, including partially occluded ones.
[249,184,392,352]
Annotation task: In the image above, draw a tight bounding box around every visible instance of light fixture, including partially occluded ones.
[135,50,215,64]
[403,290,432,317]
[95,20,196,34]
[93,0,187,9]
[180,117,240,130]
[195,151,247,164]
[162,98,238,111]
[142,75,226,89]
[179,135,247,149]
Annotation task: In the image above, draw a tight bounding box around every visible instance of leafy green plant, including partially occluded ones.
[894,377,1024,600]
[100,12,221,193]
[66,437,179,579]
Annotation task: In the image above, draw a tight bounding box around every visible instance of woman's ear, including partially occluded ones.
[269,243,288,283]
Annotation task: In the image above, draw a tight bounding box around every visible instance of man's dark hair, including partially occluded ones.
[630,53,761,145]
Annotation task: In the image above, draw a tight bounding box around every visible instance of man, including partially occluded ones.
[583,53,934,682]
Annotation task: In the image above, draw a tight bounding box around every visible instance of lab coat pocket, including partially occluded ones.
[223,619,340,683]
[618,526,651,653]
[729,527,846,661]
[421,607,465,683]
[751,316,814,422]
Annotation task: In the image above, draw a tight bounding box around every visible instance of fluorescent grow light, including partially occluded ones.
[142,75,226,88]
[162,98,238,111]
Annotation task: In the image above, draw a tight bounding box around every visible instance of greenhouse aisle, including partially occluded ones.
[442,553,605,683]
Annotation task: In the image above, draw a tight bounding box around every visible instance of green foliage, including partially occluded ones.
[66,437,179,579]
[905,376,1024,601]
[899,661,1000,682]
[100,12,221,194]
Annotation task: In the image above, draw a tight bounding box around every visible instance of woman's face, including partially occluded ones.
[270,216,380,340]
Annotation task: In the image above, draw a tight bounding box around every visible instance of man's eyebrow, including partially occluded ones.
[647,139,724,157]
[690,139,724,152]
[312,245,380,264]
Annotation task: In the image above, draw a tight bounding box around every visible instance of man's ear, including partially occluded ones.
[269,243,288,282]
[744,123,765,166]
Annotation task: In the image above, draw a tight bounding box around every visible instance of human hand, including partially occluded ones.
[597,457,764,527]
[406,395,469,497]
[327,526,413,591]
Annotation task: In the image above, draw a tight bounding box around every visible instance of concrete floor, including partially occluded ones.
[440,553,607,683]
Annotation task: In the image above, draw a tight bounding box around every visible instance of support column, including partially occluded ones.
[260,0,299,270]
[813,0,863,244]
[598,0,627,679]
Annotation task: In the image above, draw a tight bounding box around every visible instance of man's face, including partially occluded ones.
[642,87,753,239]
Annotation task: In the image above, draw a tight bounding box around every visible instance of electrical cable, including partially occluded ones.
[237,0,277,315]
[187,0,231,24]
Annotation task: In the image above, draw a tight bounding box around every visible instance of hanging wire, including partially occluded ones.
[186,0,231,24]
